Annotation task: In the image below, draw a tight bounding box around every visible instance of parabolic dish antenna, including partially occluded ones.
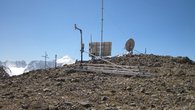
[125,38,135,52]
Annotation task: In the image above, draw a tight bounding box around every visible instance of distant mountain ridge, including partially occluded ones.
[0,55,75,76]
[4,60,27,68]
[24,60,56,73]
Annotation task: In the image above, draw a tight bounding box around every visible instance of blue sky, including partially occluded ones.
[0,0,195,62]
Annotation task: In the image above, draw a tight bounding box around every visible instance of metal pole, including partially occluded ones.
[100,0,104,58]
[90,34,92,44]
[75,24,84,63]
[45,55,46,69]
[55,54,57,68]
[80,30,83,63]
[42,52,49,69]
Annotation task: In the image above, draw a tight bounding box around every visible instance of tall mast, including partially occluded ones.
[100,0,104,57]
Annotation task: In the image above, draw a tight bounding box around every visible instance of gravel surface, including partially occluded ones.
[0,54,195,110]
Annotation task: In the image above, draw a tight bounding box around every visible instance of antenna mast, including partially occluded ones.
[100,0,104,58]
[90,34,93,43]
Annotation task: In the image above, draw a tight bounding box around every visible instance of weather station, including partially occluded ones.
[72,0,151,77]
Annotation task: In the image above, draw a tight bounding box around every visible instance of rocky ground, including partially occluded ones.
[0,66,9,78]
[0,54,195,110]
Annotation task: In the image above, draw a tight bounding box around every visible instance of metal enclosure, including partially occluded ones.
[89,42,112,57]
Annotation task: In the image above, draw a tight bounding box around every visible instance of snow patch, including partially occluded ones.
[57,56,75,65]
[9,67,25,76]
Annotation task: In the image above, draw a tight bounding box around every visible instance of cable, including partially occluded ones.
[134,49,143,54]
[84,50,132,71]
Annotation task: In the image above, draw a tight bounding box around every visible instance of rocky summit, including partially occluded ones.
[0,54,195,110]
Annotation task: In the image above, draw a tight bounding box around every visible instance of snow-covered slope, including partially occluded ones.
[0,61,27,76]
[9,67,26,76]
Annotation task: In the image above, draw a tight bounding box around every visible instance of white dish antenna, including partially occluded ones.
[125,38,135,53]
